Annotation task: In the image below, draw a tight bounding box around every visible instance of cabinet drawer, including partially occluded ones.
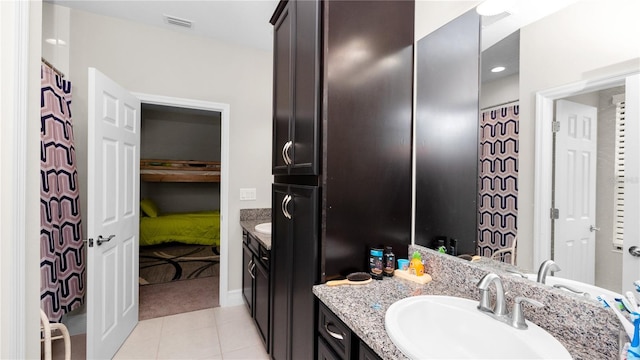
[258,245,270,269]
[358,341,382,360]
[318,336,342,360]
[246,232,260,255]
[318,303,351,359]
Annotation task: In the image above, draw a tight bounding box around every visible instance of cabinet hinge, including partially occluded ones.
[552,121,560,133]
[550,208,559,220]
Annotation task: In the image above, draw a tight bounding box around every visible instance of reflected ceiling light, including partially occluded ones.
[45,38,66,46]
[491,66,506,73]
[476,0,508,16]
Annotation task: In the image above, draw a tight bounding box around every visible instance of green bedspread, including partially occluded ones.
[140,210,220,247]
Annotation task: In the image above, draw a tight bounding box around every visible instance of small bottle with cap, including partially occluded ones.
[383,246,395,277]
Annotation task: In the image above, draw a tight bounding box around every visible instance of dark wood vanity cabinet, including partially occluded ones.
[242,230,270,350]
[271,0,320,176]
[317,302,382,360]
[270,0,413,359]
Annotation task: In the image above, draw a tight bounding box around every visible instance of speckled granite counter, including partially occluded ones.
[314,245,623,360]
[239,208,271,249]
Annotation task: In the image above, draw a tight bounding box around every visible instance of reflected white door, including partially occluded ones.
[623,74,640,291]
[554,100,598,284]
[87,68,140,359]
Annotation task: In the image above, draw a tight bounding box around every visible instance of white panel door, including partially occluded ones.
[623,74,640,292]
[554,100,598,284]
[87,68,140,359]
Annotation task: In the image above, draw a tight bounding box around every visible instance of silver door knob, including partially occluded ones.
[629,246,640,257]
[589,225,600,232]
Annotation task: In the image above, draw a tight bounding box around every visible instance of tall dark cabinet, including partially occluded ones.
[269,1,414,359]
[415,9,481,255]
[415,9,480,254]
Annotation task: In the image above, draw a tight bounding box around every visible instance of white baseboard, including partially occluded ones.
[221,289,244,307]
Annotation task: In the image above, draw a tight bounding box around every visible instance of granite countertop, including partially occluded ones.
[240,219,272,250]
[313,276,476,360]
[314,245,622,360]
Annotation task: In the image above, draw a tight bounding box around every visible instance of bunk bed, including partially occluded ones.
[139,159,221,247]
[140,159,221,183]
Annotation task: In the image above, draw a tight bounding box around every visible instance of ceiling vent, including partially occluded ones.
[164,14,194,29]
[481,11,512,28]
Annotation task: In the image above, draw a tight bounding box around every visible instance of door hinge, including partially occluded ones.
[552,121,560,132]
[550,208,559,219]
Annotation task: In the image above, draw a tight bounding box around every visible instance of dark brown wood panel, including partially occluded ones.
[322,0,414,280]
[415,9,481,255]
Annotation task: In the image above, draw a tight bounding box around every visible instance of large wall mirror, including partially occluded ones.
[415,0,640,296]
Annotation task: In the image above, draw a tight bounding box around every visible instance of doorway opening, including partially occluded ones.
[534,71,639,294]
[138,103,222,320]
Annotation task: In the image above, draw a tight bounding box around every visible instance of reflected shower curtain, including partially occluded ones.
[478,104,519,263]
[40,63,86,322]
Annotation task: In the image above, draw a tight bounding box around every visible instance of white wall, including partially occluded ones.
[1,1,42,358]
[480,74,519,109]
[65,8,273,295]
[415,0,480,41]
[518,0,640,271]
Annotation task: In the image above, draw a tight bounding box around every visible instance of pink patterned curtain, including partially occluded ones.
[478,104,519,263]
[40,63,86,322]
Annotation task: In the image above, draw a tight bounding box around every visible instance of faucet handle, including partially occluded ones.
[511,296,544,329]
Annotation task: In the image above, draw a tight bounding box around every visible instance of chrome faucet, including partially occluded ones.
[476,273,508,316]
[536,260,561,284]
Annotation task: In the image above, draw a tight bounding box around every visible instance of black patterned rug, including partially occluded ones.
[139,243,220,285]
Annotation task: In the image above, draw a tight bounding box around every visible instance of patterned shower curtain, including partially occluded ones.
[478,104,519,263]
[40,63,86,322]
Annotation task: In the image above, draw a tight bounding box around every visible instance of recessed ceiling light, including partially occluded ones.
[491,66,506,73]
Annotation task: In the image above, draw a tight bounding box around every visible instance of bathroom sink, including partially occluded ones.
[254,222,271,235]
[385,295,571,359]
[524,274,622,300]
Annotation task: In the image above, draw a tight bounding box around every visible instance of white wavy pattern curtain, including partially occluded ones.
[40,63,86,322]
[478,104,519,263]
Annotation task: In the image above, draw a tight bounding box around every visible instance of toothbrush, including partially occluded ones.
[622,297,638,314]
[633,280,640,293]
[599,295,634,339]
[617,298,631,313]
[626,291,640,312]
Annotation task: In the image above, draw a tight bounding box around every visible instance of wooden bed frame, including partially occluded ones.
[140,159,221,182]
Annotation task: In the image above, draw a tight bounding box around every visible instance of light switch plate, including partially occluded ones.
[240,188,256,201]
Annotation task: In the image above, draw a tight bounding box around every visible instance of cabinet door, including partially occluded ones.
[271,0,320,176]
[254,257,270,348]
[271,185,291,360]
[242,244,254,316]
[272,1,294,174]
[290,0,320,175]
[271,183,319,360]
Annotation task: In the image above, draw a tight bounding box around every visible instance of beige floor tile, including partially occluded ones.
[157,325,221,359]
[113,335,160,360]
[213,305,252,326]
[221,344,269,360]
[160,308,216,337]
[216,318,263,354]
[126,317,164,343]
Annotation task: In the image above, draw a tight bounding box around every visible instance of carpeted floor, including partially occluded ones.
[139,243,220,320]
[139,243,220,285]
[139,276,219,320]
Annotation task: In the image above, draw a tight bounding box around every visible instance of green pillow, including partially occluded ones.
[140,198,159,217]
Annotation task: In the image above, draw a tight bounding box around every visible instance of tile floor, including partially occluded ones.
[114,305,269,359]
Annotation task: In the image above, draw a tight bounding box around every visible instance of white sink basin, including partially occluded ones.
[524,274,622,300]
[254,222,271,235]
[385,295,571,359]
